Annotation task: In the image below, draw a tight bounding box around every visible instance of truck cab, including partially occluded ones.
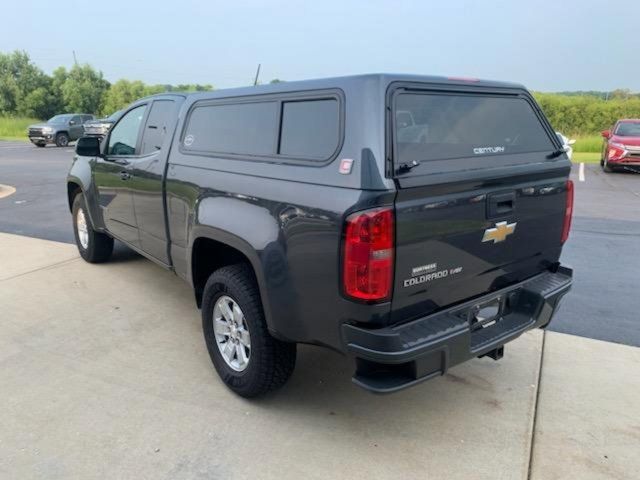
[67,75,573,397]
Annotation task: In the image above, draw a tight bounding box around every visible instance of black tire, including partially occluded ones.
[72,193,114,263]
[602,156,613,173]
[202,264,296,397]
[55,132,69,147]
[35,143,46,148]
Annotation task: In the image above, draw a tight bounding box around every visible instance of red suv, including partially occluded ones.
[601,119,640,172]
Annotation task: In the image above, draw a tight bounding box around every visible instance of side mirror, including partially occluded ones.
[601,130,611,138]
[76,136,101,157]
[568,139,576,145]
[69,120,76,125]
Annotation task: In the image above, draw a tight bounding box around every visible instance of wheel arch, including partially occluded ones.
[189,229,275,335]
[67,167,103,232]
[67,181,82,212]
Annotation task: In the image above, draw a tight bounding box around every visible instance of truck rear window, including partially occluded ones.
[394,93,554,166]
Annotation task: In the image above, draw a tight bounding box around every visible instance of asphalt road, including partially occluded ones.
[1,141,639,346]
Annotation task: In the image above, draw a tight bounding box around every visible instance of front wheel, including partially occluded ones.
[202,264,296,397]
[72,193,114,263]
[602,156,613,173]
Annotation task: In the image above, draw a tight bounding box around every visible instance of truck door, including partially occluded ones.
[132,98,181,264]
[69,115,85,140]
[94,104,148,249]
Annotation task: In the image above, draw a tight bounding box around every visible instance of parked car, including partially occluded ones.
[67,74,573,398]
[83,110,122,138]
[28,114,94,147]
[601,119,640,172]
[555,131,575,161]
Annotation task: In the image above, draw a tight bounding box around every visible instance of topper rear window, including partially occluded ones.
[394,93,554,166]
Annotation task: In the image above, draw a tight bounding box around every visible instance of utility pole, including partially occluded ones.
[253,64,261,86]
[72,50,78,66]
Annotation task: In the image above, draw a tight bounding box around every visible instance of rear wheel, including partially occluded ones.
[202,264,296,397]
[55,132,69,147]
[72,193,113,263]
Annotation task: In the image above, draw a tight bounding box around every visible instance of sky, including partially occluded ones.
[2,0,639,92]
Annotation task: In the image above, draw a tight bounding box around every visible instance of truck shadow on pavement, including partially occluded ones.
[110,241,143,263]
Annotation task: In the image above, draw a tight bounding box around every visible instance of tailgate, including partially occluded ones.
[388,86,571,323]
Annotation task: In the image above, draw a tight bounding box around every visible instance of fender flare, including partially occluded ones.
[67,170,102,231]
[187,225,275,333]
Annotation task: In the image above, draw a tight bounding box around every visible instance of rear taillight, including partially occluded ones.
[342,207,394,302]
[561,180,574,244]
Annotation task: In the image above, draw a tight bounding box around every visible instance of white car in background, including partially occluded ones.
[556,131,576,161]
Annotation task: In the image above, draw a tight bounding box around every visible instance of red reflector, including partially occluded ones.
[342,207,394,302]
[561,180,574,244]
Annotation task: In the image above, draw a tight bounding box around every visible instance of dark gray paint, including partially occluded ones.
[66,74,574,357]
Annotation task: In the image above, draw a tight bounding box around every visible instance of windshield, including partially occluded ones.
[394,93,555,167]
[615,122,640,137]
[47,114,73,124]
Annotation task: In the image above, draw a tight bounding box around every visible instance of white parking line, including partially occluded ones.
[579,162,585,182]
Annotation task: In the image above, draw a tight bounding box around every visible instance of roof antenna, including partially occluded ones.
[253,64,261,86]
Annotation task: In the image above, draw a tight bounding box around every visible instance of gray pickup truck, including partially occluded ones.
[28,113,94,147]
[67,74,573,397]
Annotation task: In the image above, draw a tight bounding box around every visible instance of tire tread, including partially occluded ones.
[202,264,296,397]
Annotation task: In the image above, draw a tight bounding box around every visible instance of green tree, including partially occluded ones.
[59,64,109,114]
[0,50,52,117]
[533,92,640,135]
[172,83,213,92]
[101,79,149,115]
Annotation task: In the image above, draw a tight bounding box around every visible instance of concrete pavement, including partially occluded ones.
[0,232,638,479]
[531,333,640,480]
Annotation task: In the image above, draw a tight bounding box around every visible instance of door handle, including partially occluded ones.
[120,171,131,181]
[487,191,516,218]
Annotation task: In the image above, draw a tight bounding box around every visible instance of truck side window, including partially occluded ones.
[107,105,147,156]
[184,102,278,156]
[279,99,339,159]
[71,115,82,125]
[141,100,176,155]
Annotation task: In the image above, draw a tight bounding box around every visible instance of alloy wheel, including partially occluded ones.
[76,208,89,249]
[213,295,251,371]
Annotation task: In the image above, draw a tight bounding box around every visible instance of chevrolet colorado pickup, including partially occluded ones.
[29,114,94,147]
[67,74,573,397]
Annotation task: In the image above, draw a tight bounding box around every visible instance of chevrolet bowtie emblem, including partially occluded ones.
[482,221,517,243]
